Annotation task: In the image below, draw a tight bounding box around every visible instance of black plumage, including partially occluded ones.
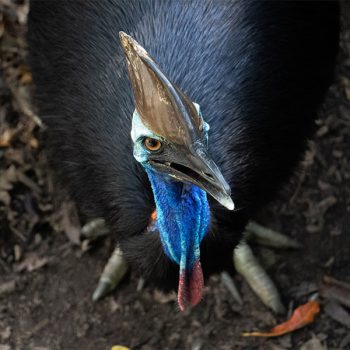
[28,0,339,291]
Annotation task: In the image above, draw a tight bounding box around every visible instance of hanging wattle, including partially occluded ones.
[144,166,210,310]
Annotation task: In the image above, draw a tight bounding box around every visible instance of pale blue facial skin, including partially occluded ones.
[131,103,211,274]
[131,110,162,163]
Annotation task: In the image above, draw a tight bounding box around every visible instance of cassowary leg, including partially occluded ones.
[81,218,129,301]
[92,245,128,301]
[231,221,301,314]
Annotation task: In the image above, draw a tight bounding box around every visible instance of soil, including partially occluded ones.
[1,1,350,350]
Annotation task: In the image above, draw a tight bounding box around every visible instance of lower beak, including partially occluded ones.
[149,144,234,210]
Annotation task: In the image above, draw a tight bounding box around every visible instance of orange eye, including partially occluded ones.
[144,137,162,151]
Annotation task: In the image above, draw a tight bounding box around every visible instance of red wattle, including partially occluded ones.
[178,260,204,311]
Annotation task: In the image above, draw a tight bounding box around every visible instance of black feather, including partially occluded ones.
[28,0,339,290]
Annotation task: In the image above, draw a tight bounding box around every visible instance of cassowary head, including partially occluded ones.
[120,32,234,310]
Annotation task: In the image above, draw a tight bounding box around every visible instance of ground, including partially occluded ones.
[1,1,350,350]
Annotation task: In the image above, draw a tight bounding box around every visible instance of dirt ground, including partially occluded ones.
[1,1,350,350]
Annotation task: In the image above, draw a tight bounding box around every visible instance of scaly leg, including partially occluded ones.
[80,219,129,301]
[228,221,301,314]
[92,245,128,301]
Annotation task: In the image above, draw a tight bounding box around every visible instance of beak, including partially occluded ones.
[149,143,234,210]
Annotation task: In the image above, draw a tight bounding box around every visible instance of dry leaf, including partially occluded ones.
[324,300,350,328]
[242,300,320,337]
[0,326,11,341]
[0,190,10,206]
[16,169,42,194]
[20,71,32,85]
[324,275,350,290]
[317,196,337,214]
[340,333,350,348]
[299,336,326,350]
[15,252,49,272]
[0,129,13,147]
[269,346,287,350]
[0,280,16,297]
[0,345,11,350]
[29,136,39,148]
[60,201,81,245]
[319,276,350,308]
[4,148,25,164]
[153,289,177,304]
[0,165,17,190]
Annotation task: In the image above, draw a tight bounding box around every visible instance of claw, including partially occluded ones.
[233,241,286,314]
[92,246,128,301]
[244,221,301,249]
[81,218,110,239]
[136,277,145,292]
[220,271,243,305]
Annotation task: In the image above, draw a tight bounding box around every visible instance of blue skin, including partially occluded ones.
[144,165,210,273]
[132,107,211,275]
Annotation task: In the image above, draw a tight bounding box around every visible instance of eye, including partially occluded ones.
[144,137,162,152]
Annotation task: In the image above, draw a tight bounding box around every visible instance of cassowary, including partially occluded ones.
[28,1,339,312]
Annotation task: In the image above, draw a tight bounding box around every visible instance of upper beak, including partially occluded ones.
[149,143,234,210]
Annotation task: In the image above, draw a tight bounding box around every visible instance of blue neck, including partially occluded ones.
[145,167,210,272]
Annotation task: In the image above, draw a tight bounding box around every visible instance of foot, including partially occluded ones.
[80,219,129,301]
[230,221,301,314]
[92,245,128,301]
